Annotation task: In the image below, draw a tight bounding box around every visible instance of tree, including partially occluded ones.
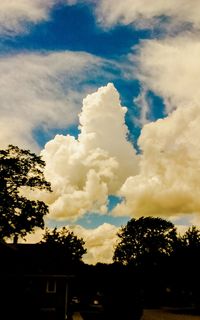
[0,145,51,242]
[113,216,177,266]
[169,226,200,307]
[180,226,200,249]
[40,227,87,262]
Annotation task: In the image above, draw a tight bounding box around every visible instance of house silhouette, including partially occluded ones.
[0,242,75,320]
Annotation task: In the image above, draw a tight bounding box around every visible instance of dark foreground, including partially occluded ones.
[142,308,200,320]
[70,309,200,320]
[71,309,200,320]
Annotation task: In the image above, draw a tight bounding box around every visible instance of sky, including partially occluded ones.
[1,0,200,264]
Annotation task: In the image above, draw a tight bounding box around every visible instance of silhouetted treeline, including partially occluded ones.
[68,218,200,316]
[1,219,200,320]
[111,217,200,312]
[69,262,144,320]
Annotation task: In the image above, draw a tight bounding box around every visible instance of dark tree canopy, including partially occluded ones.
[40,227,87,262]
[0,145,51,242]
[180,226,200,249]
[113,216,177,266]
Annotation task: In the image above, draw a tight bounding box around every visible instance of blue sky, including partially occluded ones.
[1,0,200,262]
[0,1,163,228]
[0,2,156,149]
[2,4,150,55]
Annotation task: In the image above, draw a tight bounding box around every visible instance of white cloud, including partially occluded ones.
[0,50,104,151]
[19,218,200,264]
[133,86,150,126]
[110,21,200,219]
[134,35,200,113]
[0,0,58,36]
[69,223,118,264]
[19,227,44,243]
[41,83,138,221]
[113,104,200,217]
[170,213,200,234]
[94,0,200,32]
[5,0,200,237]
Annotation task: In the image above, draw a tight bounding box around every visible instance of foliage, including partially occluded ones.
[0,145,51,242]
[113,216,177,266]
[180,226,200,249]
[40,227,87,262]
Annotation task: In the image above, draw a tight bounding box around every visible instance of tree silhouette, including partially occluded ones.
[181,226,200,249]
[113,217,178,308]
[169,226,200,308]
[0,145,51,242]
[40,227,87,262]
[113,216,177,266]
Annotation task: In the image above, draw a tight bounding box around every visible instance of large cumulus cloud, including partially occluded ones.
[97,0,200,220]
[69,223,118,264]
[113,32,200,219]
[113,105,200,217]
[41,75,200,220]
[41,83,138,221]
[5,0,200,250]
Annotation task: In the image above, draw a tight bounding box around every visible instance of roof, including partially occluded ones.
[0,242,77,276]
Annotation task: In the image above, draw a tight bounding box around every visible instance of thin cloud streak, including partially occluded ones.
[0,50,106,151]
[133,35,200,113]
[0,0,58,36]
[94,0,200,32]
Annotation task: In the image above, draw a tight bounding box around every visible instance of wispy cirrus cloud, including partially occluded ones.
[0,50,109,151]
[0,0,59,36]
[133,35,200,113]
[94,0,200,32]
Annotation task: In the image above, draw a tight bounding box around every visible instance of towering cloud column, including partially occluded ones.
[41,83,138,221]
